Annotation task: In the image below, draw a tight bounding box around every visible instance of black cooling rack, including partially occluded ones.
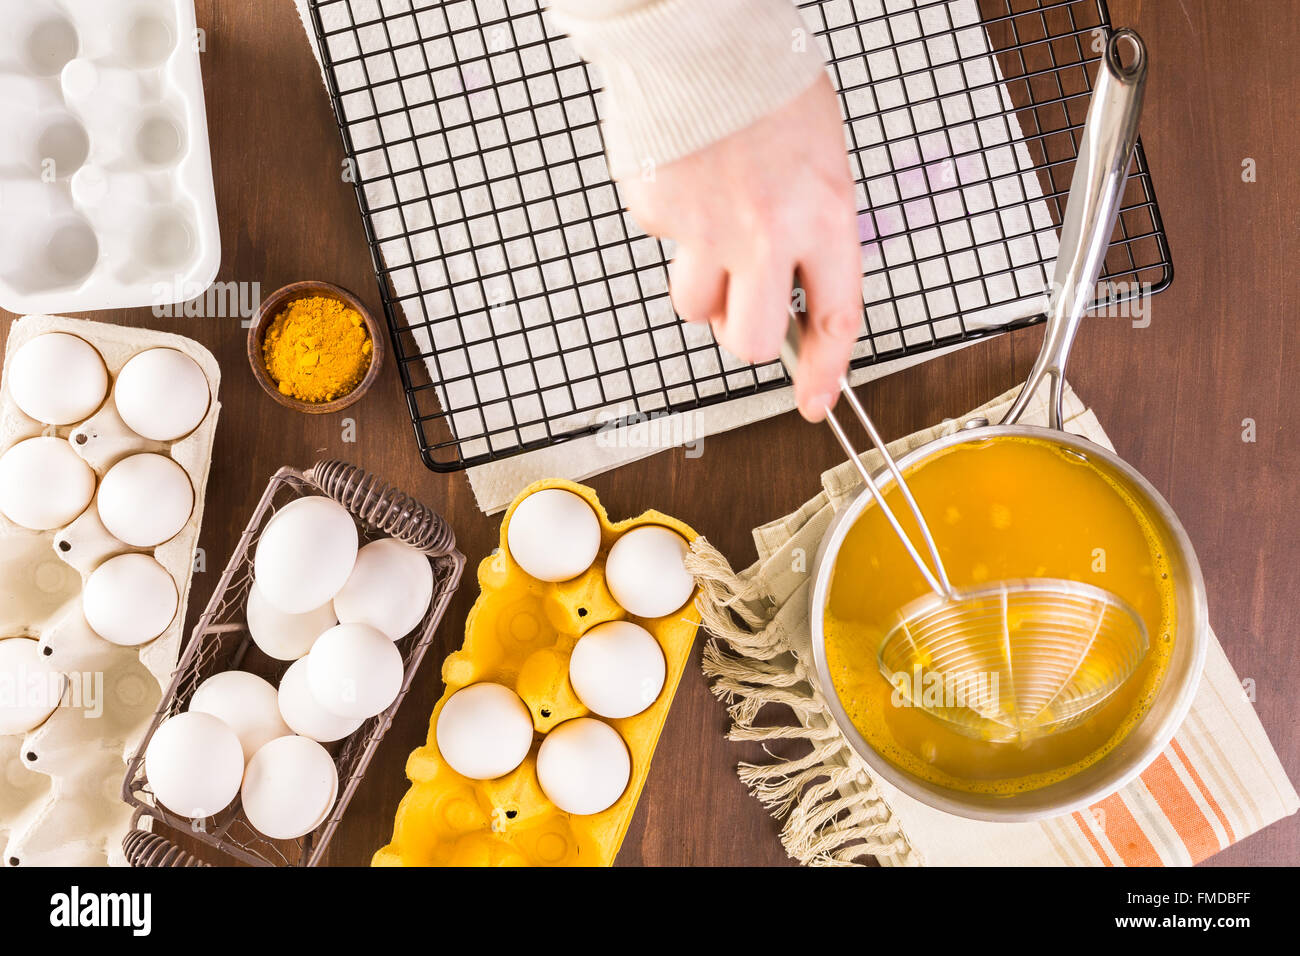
[306,0,1172,472]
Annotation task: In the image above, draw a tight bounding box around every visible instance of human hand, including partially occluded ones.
[618,75,863,422]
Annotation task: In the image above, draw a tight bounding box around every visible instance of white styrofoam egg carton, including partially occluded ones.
[0,0,220,314]
[0,314,220,866]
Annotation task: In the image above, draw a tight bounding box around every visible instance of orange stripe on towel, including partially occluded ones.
[1093,793,1162,866]
[1171,738,1236,844]
[1140,753,1221,863]
[1072,811,1113,866]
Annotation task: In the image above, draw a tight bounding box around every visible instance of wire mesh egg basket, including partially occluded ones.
[121,460,465,866]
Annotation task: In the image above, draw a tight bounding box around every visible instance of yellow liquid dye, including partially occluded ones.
[824,435,1177,795]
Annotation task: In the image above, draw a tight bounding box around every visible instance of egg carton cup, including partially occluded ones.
[0,313,220,867]
[0,0,220,314]
[121,459,466,867]
[374,479,701,867]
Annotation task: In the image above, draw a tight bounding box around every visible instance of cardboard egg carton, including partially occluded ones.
[0,0,220,314]
[0,314,220,866]
[374,479,700,867]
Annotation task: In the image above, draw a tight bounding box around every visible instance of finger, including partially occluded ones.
[618,178,665,237]
[719,257,795,365]
[669,247,727,324]
[795,250,863,422]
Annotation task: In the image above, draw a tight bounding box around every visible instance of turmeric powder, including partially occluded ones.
[262,295,373,403]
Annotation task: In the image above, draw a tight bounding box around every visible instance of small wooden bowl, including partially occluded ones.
[248,280,385,414]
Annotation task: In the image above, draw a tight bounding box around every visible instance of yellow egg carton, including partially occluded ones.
[374,479,699,866]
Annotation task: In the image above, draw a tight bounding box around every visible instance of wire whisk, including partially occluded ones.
[785,28,1153,745]
[784,329,1148,742]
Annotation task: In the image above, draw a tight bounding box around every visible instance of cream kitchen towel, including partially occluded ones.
[293,0,1058,512]
[689,382,1299,865]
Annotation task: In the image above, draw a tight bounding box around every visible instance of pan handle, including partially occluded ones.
[1001,28,1147,429]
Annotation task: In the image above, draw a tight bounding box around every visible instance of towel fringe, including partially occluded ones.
[740,756,838,815]
[692,539,920,867]
[701,642,804,687]
[688,539,773,631]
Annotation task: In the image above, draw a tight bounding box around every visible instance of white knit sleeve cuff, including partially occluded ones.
[547,0,827,173]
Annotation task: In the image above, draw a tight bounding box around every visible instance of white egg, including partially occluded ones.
[277,657,363,743]
[0,638,66,736]
[305,623,402,720]
[605,525,695,618]
[83,553,178,646]
[241,735,339,840]
[7,332,108,425]
[189,671,291,763]
[536,717,630,815]
[333,538,433,641]
[0,437,95,530]
[254,496,358,614]
[144,711,244,818]
[95,453,193,547]
[568,621,665,719]
[113,348,210,441]
[506,488,601,582]
[246,581,335,661]
[435,682,534,780]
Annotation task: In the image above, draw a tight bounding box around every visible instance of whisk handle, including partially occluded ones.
[784,311,952,597]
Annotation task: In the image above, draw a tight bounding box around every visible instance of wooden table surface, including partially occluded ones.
[5,0,1294,867]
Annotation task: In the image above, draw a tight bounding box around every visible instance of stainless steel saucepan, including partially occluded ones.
[804,29,1207,821]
